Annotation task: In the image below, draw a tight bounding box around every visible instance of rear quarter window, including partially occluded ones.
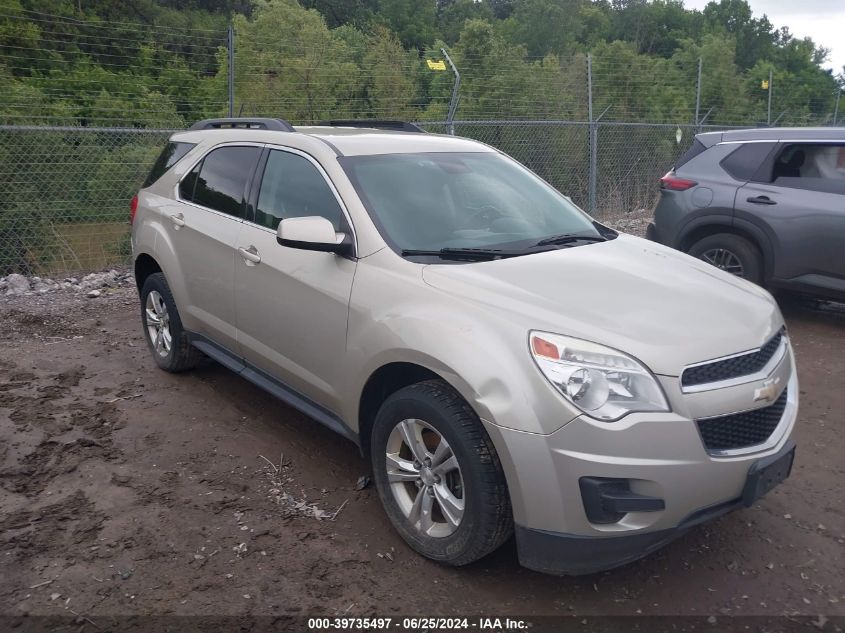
[674,139,707,170]
[143,141,196,187]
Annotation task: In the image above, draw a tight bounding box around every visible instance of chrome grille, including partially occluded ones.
[682,329,784,388]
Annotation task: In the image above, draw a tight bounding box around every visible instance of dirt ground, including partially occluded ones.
[0,279,843,625]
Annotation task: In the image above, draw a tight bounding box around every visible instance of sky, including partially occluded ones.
[682,0,844,75]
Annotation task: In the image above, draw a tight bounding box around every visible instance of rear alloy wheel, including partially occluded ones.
[688,233,763,285]
[700,248,745,276]
[145,290,172,358]
[370,380,513,566]
[140,273,202,372]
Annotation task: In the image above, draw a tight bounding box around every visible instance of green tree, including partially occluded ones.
[702,0,774,70]
[377,0,437,50]
[436,0,494,45]
[363,26,420,119]
[225,0,358,122]
[500,0,586,57]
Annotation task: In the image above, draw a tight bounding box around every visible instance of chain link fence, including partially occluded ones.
[0,120,743,277]
[0,125,172,275]
[432,121,730,215]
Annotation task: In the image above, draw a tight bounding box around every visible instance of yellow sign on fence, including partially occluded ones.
[426,59,447,71]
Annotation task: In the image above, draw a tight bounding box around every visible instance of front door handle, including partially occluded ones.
[747,195,776,205]
[238,245,261,265]
[170,213,186,228]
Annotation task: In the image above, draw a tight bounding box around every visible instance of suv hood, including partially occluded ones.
[421,234,782,377]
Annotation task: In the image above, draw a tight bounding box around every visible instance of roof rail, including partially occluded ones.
[317,119,426,133]
[189,118,295,132]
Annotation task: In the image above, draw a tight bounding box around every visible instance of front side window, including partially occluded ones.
[255,150,344,231]
[340,152,600,253]
[184,146,261,217]
[771,143,845,194]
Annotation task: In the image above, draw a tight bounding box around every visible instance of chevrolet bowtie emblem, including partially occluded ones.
[754,377,781,403]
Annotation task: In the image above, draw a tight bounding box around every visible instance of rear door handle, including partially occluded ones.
[747,195,776,205]
[238,245,261,265]
[170,213,186,228]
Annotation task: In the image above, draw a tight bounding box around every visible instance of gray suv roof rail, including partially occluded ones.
[317,119,426,133]
[189,118,296,132]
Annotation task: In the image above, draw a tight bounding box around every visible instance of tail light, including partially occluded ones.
[130,194,139,224]
[659,172,697,191]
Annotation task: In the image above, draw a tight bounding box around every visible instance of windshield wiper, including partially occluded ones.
[401,247,526,261]
[533,233,607,247]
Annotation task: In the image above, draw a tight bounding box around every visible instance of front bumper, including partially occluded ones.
[481,350,798,574]
[514,439,795,575]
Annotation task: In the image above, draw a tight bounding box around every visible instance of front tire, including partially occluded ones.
[370,380,513,566]
[688,233,763,284]
[140,273,201,373]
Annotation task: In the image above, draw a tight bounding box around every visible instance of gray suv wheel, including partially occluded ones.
[688,233,762,284]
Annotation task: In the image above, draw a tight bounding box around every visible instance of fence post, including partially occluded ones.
[767,68,773,126]
[694,57,702,130]
[227,24,235,118]
[587,53,596,216]
[834,88,842,126]
[441,48,461,136]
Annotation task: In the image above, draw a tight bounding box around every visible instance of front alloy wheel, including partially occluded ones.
[385,419,465,537]
[370,380,513,566]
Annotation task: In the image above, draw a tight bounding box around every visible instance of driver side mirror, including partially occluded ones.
[276,216,353,256]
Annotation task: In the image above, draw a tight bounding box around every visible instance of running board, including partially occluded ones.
[189,335,358,445]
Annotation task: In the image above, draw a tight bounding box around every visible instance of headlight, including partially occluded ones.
[529,331,669,421]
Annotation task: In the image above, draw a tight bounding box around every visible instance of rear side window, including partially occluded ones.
[181,146,261,217]
[255,150,344,230]
[721,142,777,181]
[770,143,845,194]
[143,141,195,187]
[675,139,707,170]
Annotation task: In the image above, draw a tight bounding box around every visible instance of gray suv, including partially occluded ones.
[648,127,845,300]
[132,118,797,575]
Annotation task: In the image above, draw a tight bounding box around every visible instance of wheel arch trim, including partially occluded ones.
[678,216,774,281]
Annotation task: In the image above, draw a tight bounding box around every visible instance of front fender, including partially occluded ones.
[341,255,580,436]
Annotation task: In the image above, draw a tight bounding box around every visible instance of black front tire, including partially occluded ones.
[688,233,763,284]
[370,380,513,566]
[140,273,201,373]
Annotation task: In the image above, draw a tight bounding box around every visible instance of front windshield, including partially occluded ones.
[340,152,600,253]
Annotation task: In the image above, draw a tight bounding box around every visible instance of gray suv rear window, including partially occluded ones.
[771,143,845,194]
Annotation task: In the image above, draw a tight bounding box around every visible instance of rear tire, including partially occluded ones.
[140,273,201,373]
[370,380,513,566]
[688,233,763,284]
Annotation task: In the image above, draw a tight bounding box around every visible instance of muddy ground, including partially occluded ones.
[0,279,843,626]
